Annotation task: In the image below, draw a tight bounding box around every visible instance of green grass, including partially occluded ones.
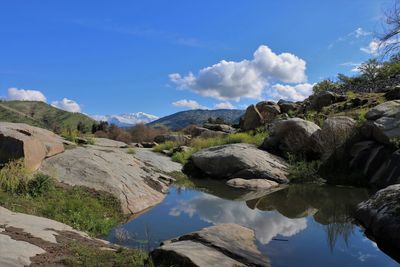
[62,242,151,267]
[153,141,176,152]
[127,147,136,154]
[167,171,195,188]
[0,183,125,237]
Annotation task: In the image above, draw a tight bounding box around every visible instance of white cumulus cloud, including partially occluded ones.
[51,98,81,112]
[169,45,307,101]
[7,87,47,102]
[269,83,314,102]
[213,101,235,109]
[172,99,207,110]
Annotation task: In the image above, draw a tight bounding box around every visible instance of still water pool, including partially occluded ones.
[107,179,399,267]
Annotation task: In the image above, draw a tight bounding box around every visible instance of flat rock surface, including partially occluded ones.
[134,147,182,173]
[93,137,128,148]
[40,144,171,214]
[192,143,288,183]
[0,206,103,267]
[151,223,269,267]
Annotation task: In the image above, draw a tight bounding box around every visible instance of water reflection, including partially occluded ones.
[170,192,307,244]
[107,182,398,267]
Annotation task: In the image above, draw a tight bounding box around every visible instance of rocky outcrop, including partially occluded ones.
[0,122,64,171]
[256,101,281,122]
[261,118,321,158]
[203,123,235,133]
[0,206,110,267]
[278,99,298,113]
[241,102,282,131]
[40,144,174,214]
[154,134,191,144]
[93,137,128,148]
[226,178,280,191]
[364,100,400,144]
[191,143,289,183]
[309,91,346,111]
[151,224,270,267]
[384,85,400,100]
[312,116,357,160]
[355,184,400,262]
[241,105,264,131]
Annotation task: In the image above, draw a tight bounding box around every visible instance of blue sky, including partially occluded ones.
[0,0,393,117]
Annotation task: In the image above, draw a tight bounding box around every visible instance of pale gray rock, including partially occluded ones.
[241,104,264,131]
[40,145,171,214]
[151,223,270,267]
[192,143,288,183]
[134,147,182,173]
[94,137,128,148]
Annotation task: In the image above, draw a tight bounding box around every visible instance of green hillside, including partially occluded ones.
[149,109,245,130]
[0,100,96,132]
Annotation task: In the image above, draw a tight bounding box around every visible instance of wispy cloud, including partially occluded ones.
[328,27,372,49]
[72,19,225,49]
[340,62,362,72]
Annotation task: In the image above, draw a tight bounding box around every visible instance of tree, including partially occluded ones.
[312,79,336,94]
[358,59,380,81]
[380,0,400,56]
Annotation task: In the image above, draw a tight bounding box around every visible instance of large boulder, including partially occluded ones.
[309,91,346,111]
[0,122,64,171]
[151,224,270,267]
[278,99,298,114]
[191,143,288,183]
[312,116,357,160]
[255,101,281,123]
[355,184,400,262]
[241,105,264,131]
[384,85,400,100]
[261,118,321,157]
[364,100,400,144]
[40,144,172,214]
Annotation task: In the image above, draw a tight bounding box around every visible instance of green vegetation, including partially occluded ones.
[287,154,322,183]
[127,147,136,154]
[313,79,336,94]
[167,171,195,188]
[0,100,95,133]
[62,242,151,267]
[154,130,268,165]
[0,160,125,237]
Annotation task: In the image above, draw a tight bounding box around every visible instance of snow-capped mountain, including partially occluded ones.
[91,112,159,127]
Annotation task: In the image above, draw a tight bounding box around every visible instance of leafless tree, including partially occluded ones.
[380,0,400,56]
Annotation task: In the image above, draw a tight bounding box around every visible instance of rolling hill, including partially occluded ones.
[0,100,96,132]
[148,109,245,130]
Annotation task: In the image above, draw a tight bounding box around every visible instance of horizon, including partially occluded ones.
[0,0,392,117]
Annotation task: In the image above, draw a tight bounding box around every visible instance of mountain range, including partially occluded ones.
[91,112,159,127]
[149,109,245,130]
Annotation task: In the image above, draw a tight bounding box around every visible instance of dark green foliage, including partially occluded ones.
[28,173,53,197]
[149,109,245,130]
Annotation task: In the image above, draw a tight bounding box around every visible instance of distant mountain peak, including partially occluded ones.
[91,112,159,127]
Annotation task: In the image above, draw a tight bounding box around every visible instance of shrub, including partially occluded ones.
[0,159,30,194]
[128,123,168,143]
[153,141,178,152]
[287,154,322,183]
[86,137,96,145]
[62,128,79,143]
[127,147,136,154]
[313,79,336,94]
[28,173,53,197]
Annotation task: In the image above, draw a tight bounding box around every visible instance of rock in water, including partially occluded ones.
[226,178,280,191]
[0,122,64,171]
[355,184,400,262]
[151,223,270,267]
[191,143,288,183]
